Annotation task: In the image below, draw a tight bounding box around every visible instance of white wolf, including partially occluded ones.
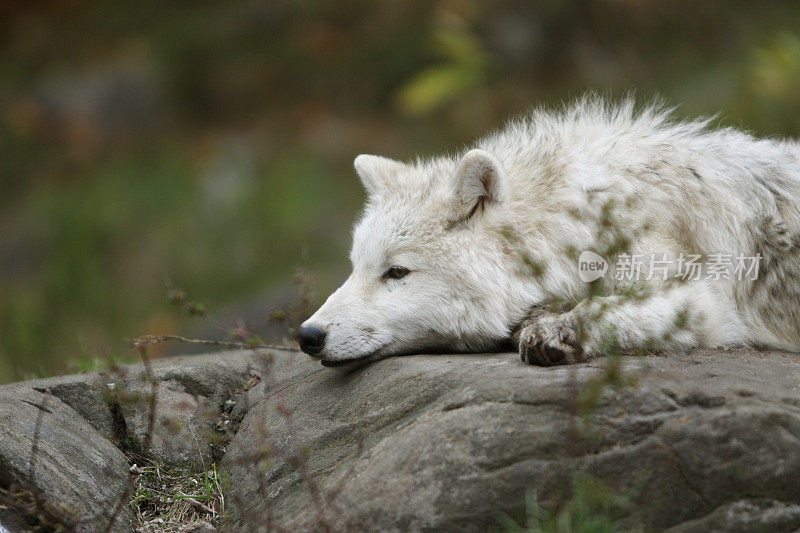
[298,98,800,367]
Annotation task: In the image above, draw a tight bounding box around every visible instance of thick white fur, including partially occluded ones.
[302,97,800,365]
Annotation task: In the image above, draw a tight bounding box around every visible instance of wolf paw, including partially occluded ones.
[517,314,582,366]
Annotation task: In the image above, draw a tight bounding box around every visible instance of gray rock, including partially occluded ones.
[5,373,119,438]
[118,378,213,468]
[666,499,800,532]
[0,388,132,532]
[0,350,264,531]
[2,346,799,531]
[221,348,800,532]
[10,351,264,469]
[179,519,218,532]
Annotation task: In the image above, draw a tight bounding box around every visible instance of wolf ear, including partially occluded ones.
[354,154,406,197]
[452,149,506,219]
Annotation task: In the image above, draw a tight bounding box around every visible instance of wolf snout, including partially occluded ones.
[296,325,327,356]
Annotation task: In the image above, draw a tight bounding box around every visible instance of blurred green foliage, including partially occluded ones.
[1,1,800,382]
[396,24,489,115]
[498,474,636,533]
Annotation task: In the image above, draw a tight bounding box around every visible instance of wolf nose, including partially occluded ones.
[296,325,326,356]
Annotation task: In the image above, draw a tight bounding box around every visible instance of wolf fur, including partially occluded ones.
[300,97,800,366]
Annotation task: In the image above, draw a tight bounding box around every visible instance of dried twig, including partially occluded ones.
[127,334,297,352]
[177,496,215,515]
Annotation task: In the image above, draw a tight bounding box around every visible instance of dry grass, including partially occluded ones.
[130,463,227,532]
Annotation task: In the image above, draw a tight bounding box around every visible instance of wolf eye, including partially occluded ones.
[382,266,410,280]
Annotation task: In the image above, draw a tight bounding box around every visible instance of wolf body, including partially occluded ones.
[298,99,800,366]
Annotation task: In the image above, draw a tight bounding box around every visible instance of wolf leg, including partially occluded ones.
[516,283,744,366]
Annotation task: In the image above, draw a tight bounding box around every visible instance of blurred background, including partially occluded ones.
[2,0,800,382]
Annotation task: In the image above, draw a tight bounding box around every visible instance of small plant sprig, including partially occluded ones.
[130,274,346,531]
[268,267,316,336]
[167,285,208,318]
[128,277,315,353]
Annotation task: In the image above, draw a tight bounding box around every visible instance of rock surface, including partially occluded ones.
[13,352,263,468]
[0,351,261,530]
[0,387,132,531]
[1,347,799,532]
[666,499,800,532]
[221,347,800,532]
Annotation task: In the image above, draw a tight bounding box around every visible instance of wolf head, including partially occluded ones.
[298,149,542,366]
